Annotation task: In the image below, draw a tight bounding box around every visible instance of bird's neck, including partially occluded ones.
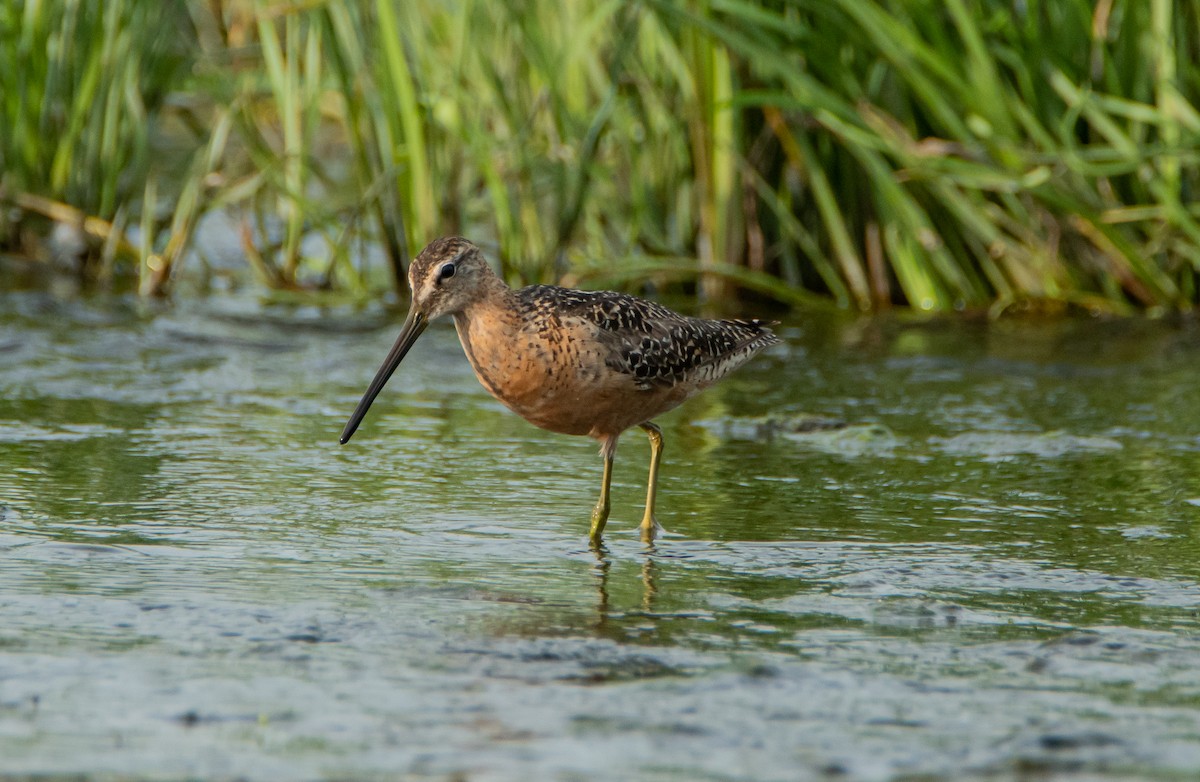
[452,282,527,402]
[456,274,516,320]
[452,280,522,352]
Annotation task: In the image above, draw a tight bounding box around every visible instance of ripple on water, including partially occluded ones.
[930,430,1124,460]
[6,292,1200,779]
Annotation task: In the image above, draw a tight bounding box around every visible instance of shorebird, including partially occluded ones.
[340,237,779,543]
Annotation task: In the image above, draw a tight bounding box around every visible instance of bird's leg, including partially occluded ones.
[639,422,664,542]
[589,436,617,543]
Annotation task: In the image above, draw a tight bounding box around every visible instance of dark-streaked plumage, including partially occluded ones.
[518,286,778,391]
[341,237,779,543]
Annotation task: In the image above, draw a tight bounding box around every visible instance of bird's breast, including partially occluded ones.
[454,310,615,436]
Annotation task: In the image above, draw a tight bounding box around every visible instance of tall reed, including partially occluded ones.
[3,0,1199,314]
[0,1,187,273]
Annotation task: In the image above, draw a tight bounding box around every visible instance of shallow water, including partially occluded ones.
[4,289,1200,780]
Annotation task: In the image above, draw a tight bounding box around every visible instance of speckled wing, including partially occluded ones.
[520,286,779,391]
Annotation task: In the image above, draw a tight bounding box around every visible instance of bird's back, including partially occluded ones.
[517,285,779,393]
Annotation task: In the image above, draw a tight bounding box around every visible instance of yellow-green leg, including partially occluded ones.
[639,422,663,542]
[589,441,615,544]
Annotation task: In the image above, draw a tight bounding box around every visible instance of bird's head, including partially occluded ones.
[340,237,495,445]
[407,237,494,322]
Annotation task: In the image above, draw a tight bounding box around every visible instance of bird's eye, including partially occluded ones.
[438,262,456,281]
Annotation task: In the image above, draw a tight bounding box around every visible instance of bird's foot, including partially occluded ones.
[589,502,611,544]
[639,513,663,544]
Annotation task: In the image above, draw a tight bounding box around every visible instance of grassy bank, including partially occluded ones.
[2,0,1198,313]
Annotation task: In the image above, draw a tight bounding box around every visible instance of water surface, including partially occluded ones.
[3,290,1200,780]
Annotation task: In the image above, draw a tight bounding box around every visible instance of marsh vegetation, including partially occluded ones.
[3,1,1199,313]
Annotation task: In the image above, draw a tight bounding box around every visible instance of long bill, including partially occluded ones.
[339,307,428,444]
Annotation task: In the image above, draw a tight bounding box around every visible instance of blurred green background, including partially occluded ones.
[2,0,1198,313]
